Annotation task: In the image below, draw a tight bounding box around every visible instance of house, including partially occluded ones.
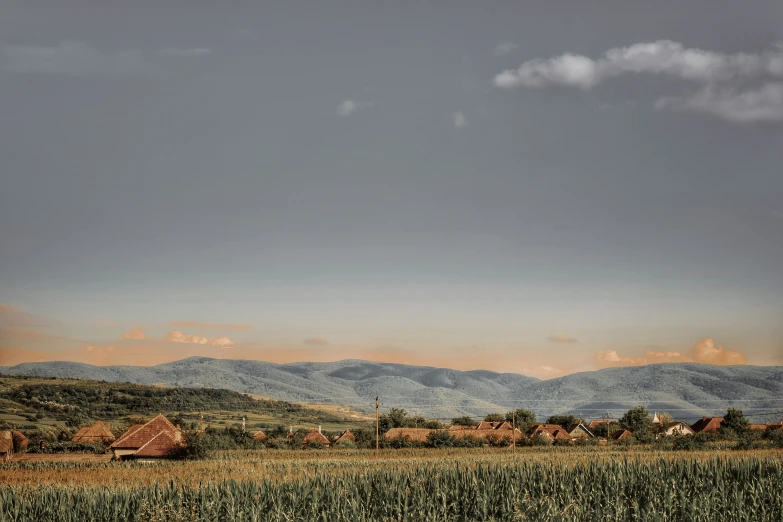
[72,420,115,444]
[302,426,331,447]
[588,419,608,430]
[663,422,695,436]
[2,430,30,459]
[110,414,183,460]
[384,428,437,443]
[334,430,356,445]
[748,424,767,432]
[476,421,513,431]
[252,430,268,441]
[765,421,783,432]
[611,429,633,441]
[567,423,594,439]
[528,424,571,442]
[691,417,723,434]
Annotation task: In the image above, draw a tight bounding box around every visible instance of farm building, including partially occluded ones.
[334,430,356,445]
[252,430,268,441]
[302,427,331,447]
[384,428,436,443]
[528,424,572,442]
[72,420,115,444]
[451,422,521,442]
[748,424,767,431]
[691,417,723,433]
[567,423,594,438]
[0,431,13,461]
[611,429,633,441]
[663,422,695,436]
[110,414,183,460]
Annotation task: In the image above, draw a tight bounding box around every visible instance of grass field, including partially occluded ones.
[2,447,781,521]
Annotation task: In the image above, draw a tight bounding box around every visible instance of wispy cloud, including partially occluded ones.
[1,41,212,77]
[451,111,468,128]
[121,328,146,340]
[494,40,783,123]
[303,337,329,346]
[547,335,578,344]
[158,48,212,57]
[1,41,152,76]
[169,321,252,331]
[337,99,373,117]
[494,42,518,56]
[656,82,783,123]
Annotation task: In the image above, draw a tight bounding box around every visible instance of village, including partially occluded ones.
[3,406,782,462]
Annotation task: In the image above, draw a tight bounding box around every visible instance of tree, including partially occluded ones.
[451,416,475,426]
[721,408,749,438]
[484,413,505,422]
[620,406,653,442]
[506,409,537,432]
[426,430,455,448]
[546,415,575,428]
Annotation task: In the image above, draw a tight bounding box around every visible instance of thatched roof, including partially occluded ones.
[302,428,331,446]
[383,428,436,443]
[334,430,356,444]
[72,420,115,443]
[0,431,13,455]
[252,430,268,441]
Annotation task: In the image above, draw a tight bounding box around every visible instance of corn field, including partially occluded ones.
[1,450,781,521]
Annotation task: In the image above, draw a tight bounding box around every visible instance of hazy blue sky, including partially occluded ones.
[1,1,781,376]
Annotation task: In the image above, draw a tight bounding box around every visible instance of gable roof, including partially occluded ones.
[568,423,594,437]
[588,419,608,429]
[134,431,179,458]
[691,417,723,433]
[611,429,633,440]
[72,420,115,443]
[302,428,331,446]
[111,414,181,450]
[334,430,356,444]
[252,430,268,441]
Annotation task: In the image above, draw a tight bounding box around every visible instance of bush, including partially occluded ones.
[425,431,455,449]
[26,441,107,454]
[304,440,326,450]
[453,436,485,448]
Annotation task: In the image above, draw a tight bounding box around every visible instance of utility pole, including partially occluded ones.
[375,396,380,457]
[199,411,203,433]
[512,409,516,455]
[605,412,612,439]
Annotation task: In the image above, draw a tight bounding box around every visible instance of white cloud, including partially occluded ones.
[658,82,783,123]
[494,40,783,124]
[594,337,746,368]
[451,111,468,128]
[494,40,783,89]
[165,329,234,347]
[494,42,518,56]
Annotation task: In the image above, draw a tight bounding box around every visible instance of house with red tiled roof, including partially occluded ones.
[72,420,115,444]
[110,414,183,460]
[663,421,696,436]
[610,429,633,441]
[691,417,723,434]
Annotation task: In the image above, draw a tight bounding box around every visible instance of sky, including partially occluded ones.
[1,1,782,378]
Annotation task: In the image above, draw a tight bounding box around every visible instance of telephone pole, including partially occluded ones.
[512,409,516,455]
[375,396,380,457]
[605,412,612,439]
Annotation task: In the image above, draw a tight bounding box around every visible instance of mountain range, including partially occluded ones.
[2,357,782,423]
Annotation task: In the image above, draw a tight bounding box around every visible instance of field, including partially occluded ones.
[2,447,781,521]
